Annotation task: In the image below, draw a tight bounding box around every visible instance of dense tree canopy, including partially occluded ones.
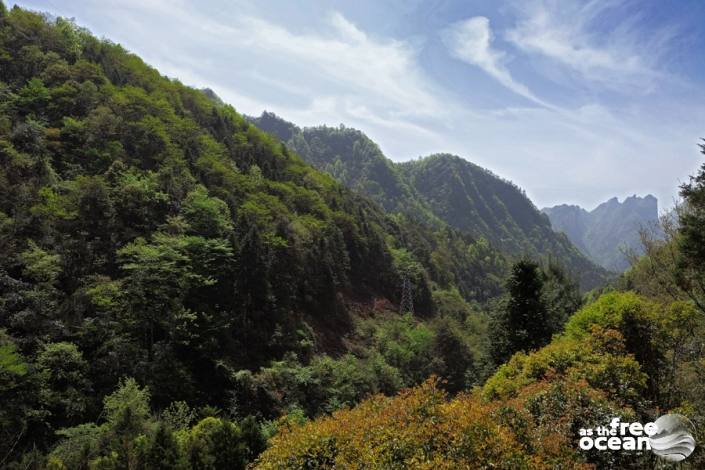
[250,112,609,290]
[2,2,703,468]
[0,4,534,467]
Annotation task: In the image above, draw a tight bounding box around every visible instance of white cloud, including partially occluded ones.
[28,0,449,156]
[14,0,702,210]
[442,16,552,108]
[439,102,703,211]
[231,12,443,117]
[506,0,674,92]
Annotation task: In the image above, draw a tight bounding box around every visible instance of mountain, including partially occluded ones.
[247,113,441,225]
[543,195,662,272]
[249,112,609,289]
[0,2,516,388]
[398,155,604,282]
[0,5,521,464]
[4,4,698,469]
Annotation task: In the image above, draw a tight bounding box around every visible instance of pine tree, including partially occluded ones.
[676,143,705,315]
[491,260,550,364]
[143,424,180,470]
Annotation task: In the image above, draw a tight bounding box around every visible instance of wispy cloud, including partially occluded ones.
[15,0,702,210]
[39,0,449,156]
[505,0,675,92]
[442,16,552,108]
[232,12,443,117]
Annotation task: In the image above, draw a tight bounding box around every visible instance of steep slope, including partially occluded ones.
[398,155,602,275]
[0,1,510,436]
[250,112,609,289]
[248,112,441,225]
[543,195,661,271]
[539,204,590,253]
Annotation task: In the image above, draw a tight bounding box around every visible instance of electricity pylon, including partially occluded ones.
[399,275,414,315]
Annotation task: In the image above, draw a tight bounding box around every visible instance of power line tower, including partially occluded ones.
[399,275,414,315]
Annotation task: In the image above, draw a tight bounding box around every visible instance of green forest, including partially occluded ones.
[1,3,704,469]
[248,112,609,289]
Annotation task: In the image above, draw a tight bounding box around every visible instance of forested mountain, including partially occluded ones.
[6,3,701,469]
[249,112,608,289]
[257,153,705,469]
[247,112,440,224]
[399,155,608,286]
[543,195,662,271]
[0,4,524,467]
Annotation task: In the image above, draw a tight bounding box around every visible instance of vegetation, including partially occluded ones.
[488,259,581,364]
[250,113,609,289]
[257,291,705,469]
[398,154,606,288]
[0,4,570,467]
[256,145,705,468]
[2,2,704,468]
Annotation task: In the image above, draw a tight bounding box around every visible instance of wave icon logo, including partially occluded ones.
[649,414,696,462]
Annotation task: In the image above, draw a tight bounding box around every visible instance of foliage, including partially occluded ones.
[490,260,582,364]
[257,291,703,469]
[2,2,705,468]
[250,113,609,290]
[256,379,540,469]
[46,378,266,469]
[676,143,705,315]
[36,341,92,429]
[0,4,515,465]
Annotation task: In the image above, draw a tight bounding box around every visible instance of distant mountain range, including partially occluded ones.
[248,112,609,289]
[542,196,662,272]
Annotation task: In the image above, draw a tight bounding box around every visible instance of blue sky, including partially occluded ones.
[12,0,705,210]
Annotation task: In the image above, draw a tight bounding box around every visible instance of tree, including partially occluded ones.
[430,317,473,392]
[491,260,550,364]
[181,185,233,238]
[142,423,180,470]
[238,415,267,463]
[117,234,232,361]
[103,378,150,468]
[0,330,42,467]
[17,78,50,116]
[540,260,583,333]
[103,377,149,434]
[37,342,92,429]
[3,241,66,350]
[186,417,247,470]
[676,142,705,315]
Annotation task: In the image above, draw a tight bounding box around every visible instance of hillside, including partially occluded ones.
[6,3,700,469]
[247,113,440,224]
[256,291,705,468]
[250,112,609,289]
[399,155,608,287]
[256,154,705,467]
[0,4,520,466]
[543,195,662,271]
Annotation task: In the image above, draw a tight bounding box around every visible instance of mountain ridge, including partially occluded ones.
[542,194,661,272]
[248,111,609,289]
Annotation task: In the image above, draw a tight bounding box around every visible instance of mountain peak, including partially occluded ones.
[247,111,301,142]
[543,195,662,272]
[201,88,224,105]
[250,113,608,289]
